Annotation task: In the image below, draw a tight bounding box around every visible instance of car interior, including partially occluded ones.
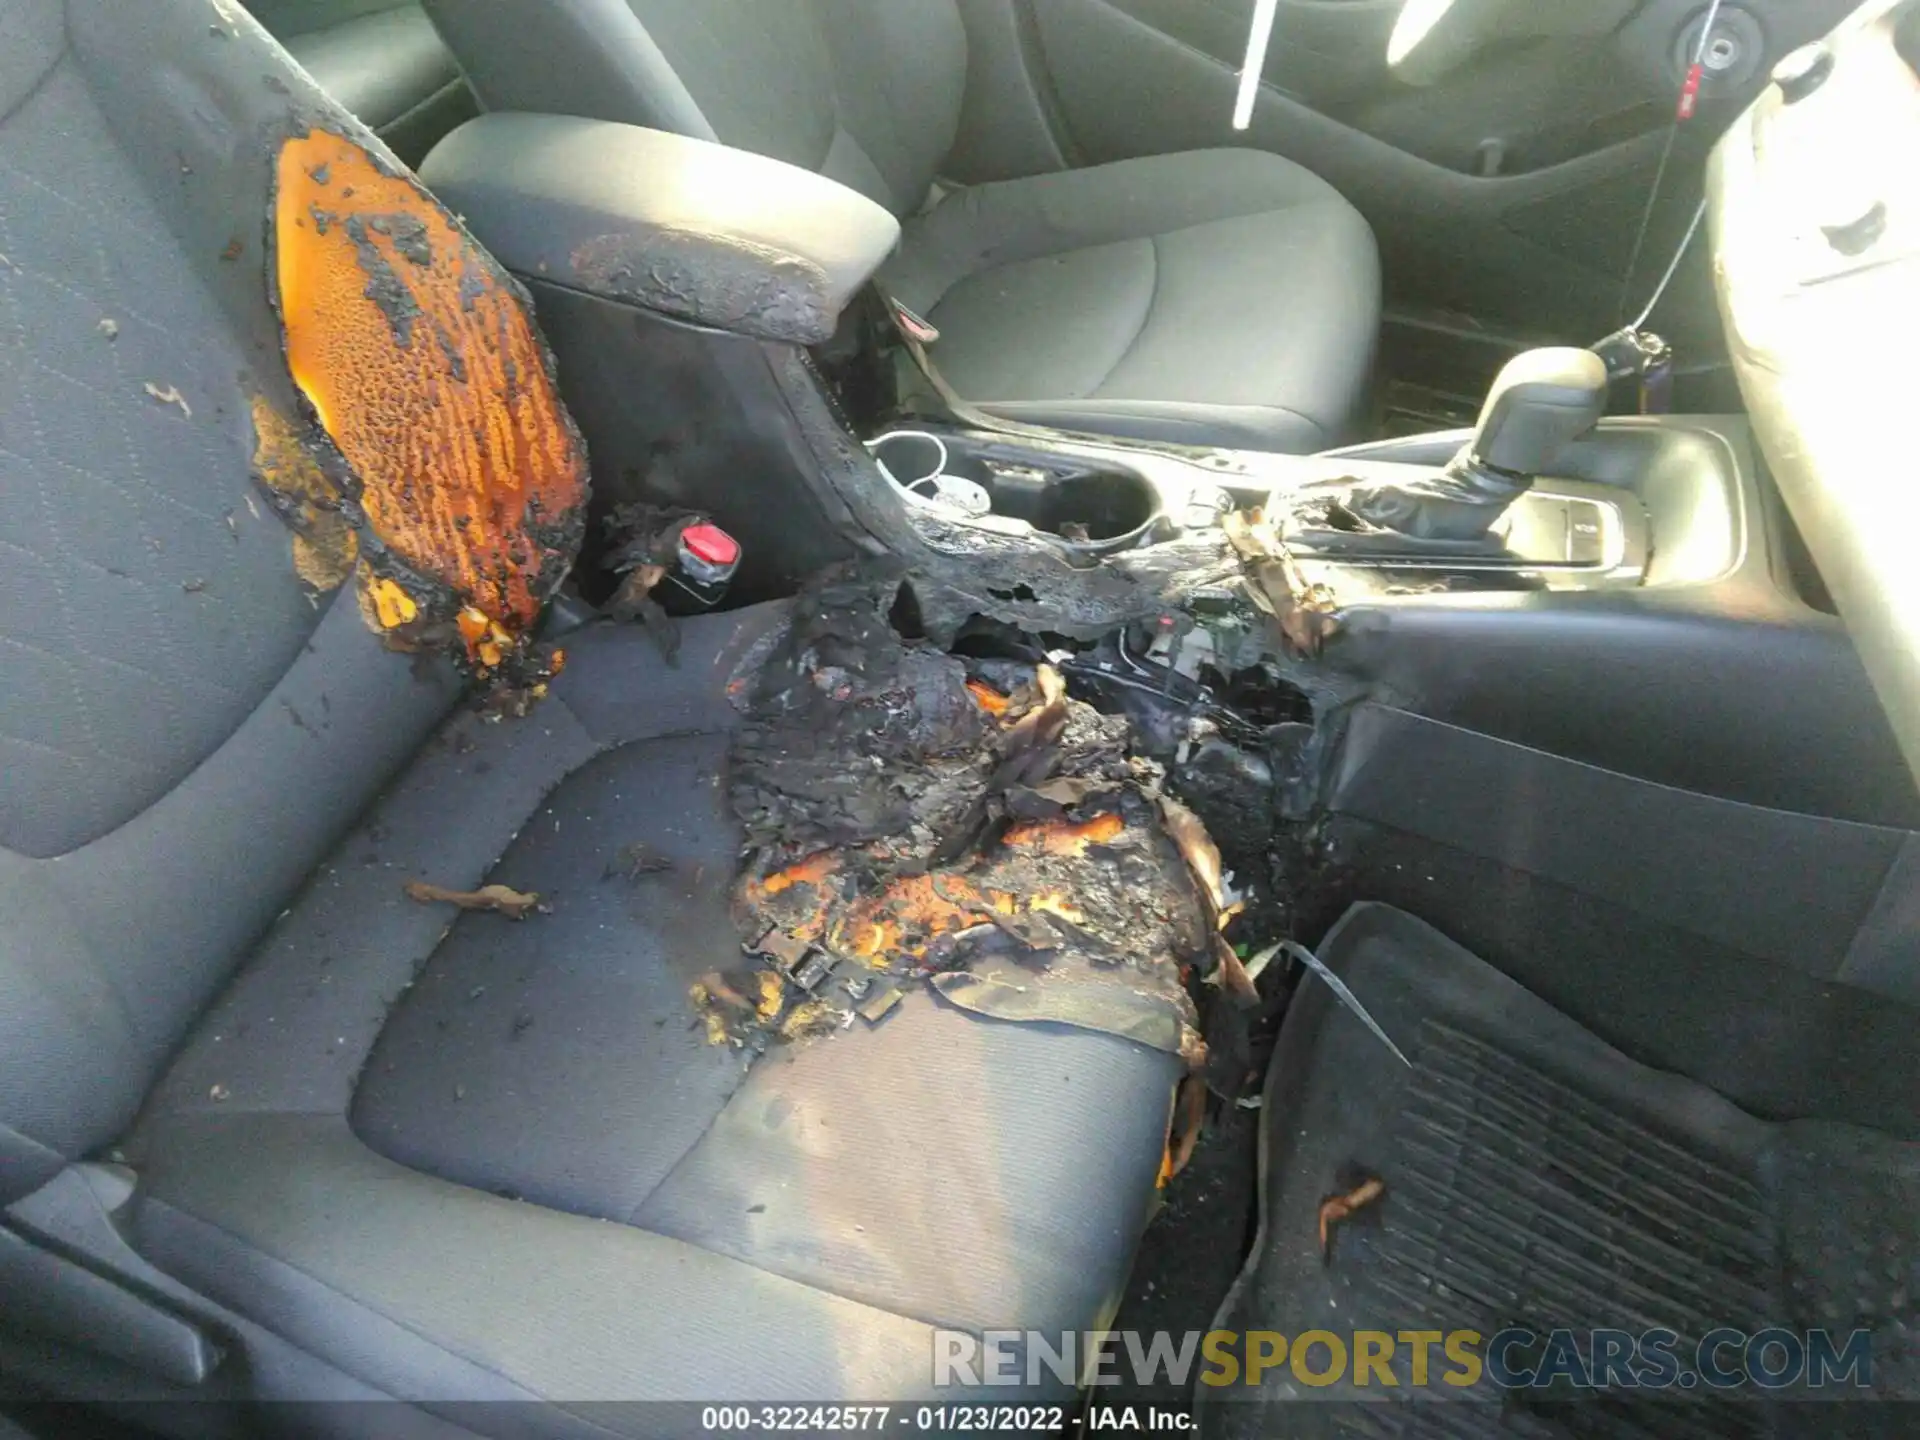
[1,0,1917,1436]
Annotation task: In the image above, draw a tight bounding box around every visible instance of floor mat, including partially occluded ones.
[1203,904,1920,1439]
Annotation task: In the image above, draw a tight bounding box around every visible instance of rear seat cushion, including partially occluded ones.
[126,607,1181,1408]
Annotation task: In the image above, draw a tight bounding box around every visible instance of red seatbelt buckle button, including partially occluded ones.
[678,523,740,583]
[889,299,941,345]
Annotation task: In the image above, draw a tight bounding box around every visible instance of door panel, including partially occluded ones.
[1026,0,1864,342]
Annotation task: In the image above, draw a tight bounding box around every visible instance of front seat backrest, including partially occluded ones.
[424,0,967,215]
[0,0,583,1201]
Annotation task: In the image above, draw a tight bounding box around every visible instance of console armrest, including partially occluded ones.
[420,114,900,345]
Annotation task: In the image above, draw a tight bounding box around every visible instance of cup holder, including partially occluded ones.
[993,469,1156,541]
[868,429,1160,551]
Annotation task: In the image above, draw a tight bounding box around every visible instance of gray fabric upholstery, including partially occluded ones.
[347,717,1176,1337]
[420,115,901,345]
[633,993,1174,1335]
[0,0,464,1192]
[133,1123,951,1413]
[0,37,329,857]
[0,595,456,1195]
[350,734,761,1220]
[4,0,1178,1414]
[419,0,1382,452]
[884,149,1382,452]
[424,0,965,216]
[128,614,1179,1409]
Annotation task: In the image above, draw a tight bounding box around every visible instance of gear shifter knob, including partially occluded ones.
[1468,347,1609,478]
[1347,347,1608,541]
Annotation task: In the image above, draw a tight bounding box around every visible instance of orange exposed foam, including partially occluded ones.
[1029,891,1088,925]
[272,131,587,650]
[754,852,841,897]
[836,874,993,959]
[1004,811,1125,856]
[966,679,1012,717]
[750,821,1121,970]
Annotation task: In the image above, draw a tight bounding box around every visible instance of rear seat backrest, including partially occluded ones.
[423,0,967,215]
[0,0,569,1201]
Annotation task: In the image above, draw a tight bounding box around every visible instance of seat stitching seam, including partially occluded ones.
[0,624,249,707]
[1088,234,1160,399]
[0,29,66,130]
[145,1194,571,1409]
[157,1173,960,1386]
[925,196,1340,336]
[618,1090,734,1229]
[624,1207,984,1338]
[0,155,184,341]
[0,725,145,772]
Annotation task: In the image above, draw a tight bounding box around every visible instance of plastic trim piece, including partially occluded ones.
[1709,0,1920,786]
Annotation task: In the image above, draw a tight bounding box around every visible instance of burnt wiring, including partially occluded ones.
[960,621,1275,748]
[1076,634,1270,746]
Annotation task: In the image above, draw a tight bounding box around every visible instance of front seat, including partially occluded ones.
[0,1,1177,1429]
[422,0,1383,453]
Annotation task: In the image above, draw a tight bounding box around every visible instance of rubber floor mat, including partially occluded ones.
[1203,904,1919,1439]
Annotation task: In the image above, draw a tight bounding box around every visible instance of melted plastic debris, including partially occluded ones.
[250,396,359,595]
[729,579,1002,864]
[704,580,1229,1067]
[602,501,714,659]
[1223,508,1340,659]
[264,129,589,698]
[1163,1073,1209,1183]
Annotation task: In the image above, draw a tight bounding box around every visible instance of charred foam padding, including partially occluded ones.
[249,396,359,595]
[266,129,589,682]
[712,582,1215,1071]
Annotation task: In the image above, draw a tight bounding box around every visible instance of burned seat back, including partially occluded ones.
[0,0,586,1200]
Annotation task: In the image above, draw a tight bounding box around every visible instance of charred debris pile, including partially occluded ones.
[701,567,1337,1130]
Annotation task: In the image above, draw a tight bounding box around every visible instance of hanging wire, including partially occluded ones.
[1615,0,1727,325]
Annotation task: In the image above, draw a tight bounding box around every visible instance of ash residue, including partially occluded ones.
[342,213,421,348]
[712,577,1236,1066]
[369,212,433,268]
[730,579,996,865]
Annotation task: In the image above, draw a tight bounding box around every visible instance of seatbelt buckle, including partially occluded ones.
[659,521,740,612]
[1627,331,1673,414]
[888,298,940,346]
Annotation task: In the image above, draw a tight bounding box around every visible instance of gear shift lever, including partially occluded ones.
[1348,347,1609,541]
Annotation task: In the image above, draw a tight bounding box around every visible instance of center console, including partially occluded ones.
[415,90,1918,830]
[868,406,1920,827]
[867,409,1723,596]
